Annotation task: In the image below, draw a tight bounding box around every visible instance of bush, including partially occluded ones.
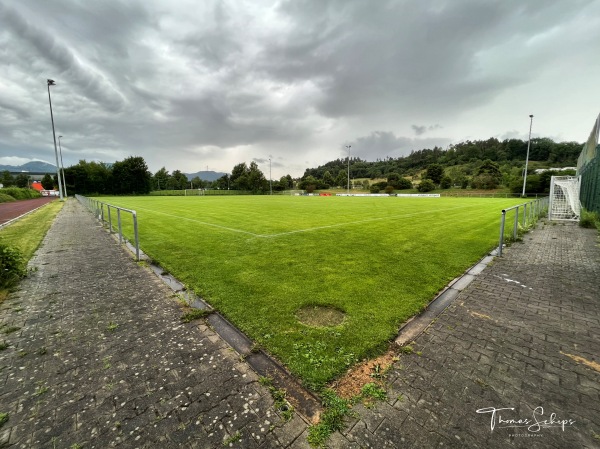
[417,179,436,192]
[440,176,452,189]
[369,184,381,194]
[0,188,42,200]
[579,209,600,229]
[0,194,16,204]
[0,242,25,289]
[384,185,394,194]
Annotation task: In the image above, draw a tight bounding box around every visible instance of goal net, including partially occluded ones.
[549,176,581,221]
[184,189,205,196]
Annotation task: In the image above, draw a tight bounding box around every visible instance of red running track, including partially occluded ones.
[0,197,58,226]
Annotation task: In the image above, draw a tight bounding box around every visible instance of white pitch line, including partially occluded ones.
[261,204,477,238]
[132,206,264,237]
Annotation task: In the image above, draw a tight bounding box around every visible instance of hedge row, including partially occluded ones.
[0,188,42,201]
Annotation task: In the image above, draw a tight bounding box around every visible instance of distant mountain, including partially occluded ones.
[0,161,57,173]
[185,170,227,182]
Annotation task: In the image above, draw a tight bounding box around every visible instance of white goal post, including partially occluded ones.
[548,176,581,221]
[184,189,205,196]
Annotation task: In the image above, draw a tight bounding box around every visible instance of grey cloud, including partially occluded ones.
[412,125,427,136]
[0,3,127,113]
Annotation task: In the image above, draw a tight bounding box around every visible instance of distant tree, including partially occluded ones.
[111,156,152,194]
[322,170,334,188]
[395,178,413,190]
[279,175,293,190]
[384,185,394,194]
[417,179,436,192]
[424,164,444,185]
[15,173,29,188]
[0,171,14,187]
[191,176,206,189]
[440,176,452,189]
[171,170,189,190]
[41,173,54,190]
[153,167,170,190]
[369,184,380,193]
[299,175,319,190]
[247,161,268,192]
[335,170,347,188]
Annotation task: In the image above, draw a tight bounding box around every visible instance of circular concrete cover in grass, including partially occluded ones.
[296,305,346,327]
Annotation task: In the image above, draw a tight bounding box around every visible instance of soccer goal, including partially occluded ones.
[184,189,205,196]
[548,176,581,221]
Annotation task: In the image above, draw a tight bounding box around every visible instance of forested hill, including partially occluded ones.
[303,137,582,179]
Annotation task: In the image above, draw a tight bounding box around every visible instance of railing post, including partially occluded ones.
[117,208,123,244]
[499,210,506,256]
[513,207,519,241]
[523,203,527,227]
[133,211,140,261]
[107,206,112,234]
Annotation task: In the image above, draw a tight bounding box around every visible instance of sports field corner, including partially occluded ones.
[99,194,525,390]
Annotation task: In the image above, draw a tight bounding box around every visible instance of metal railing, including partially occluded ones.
[76,195,140,260]
[497,196,549,256]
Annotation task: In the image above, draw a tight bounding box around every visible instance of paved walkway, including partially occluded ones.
[335,221,600,448]
[1,200,599,449]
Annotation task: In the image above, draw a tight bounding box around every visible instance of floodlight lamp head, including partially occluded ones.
[529,114,534,118]
[47,79,55,86]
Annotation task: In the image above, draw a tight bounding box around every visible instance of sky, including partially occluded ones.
[1,0,599,179]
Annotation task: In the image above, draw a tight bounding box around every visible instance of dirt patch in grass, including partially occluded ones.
[330,348,399,399]
[296,305,346,327]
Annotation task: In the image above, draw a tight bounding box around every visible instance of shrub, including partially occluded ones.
[0,188,42,200]
[0,242,26,289]
[440,176,452,189]
[579,209,600,229]
[0,194,16,204]
[417,179,436,192]
[369,184,380,194]
[384,185,394,194]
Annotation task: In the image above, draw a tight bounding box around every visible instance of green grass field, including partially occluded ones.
[99,195,523,389]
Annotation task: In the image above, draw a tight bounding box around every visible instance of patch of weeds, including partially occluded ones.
[260,377,294,422]
[415,351,423,356]
[592,431,600,441]
[0,341,8,351]
[180,308,212,323]
[399,345,414,355]
[0,412,8,428]
[250,342,262,354]
[103,357,111,370]
[223,430,242,446]
[258,376,273,387]
[18,350,27,358]
[370,363,384,379]
[106,322,118,332]
[70,444,83,449]
[307,389,354,448]
[36,347,47,356]
[12,307,24,313]
[34,385,49,396]
[2,326,20,335]
[396,393,404,402]
[177,422,186,431]
[104,382,115,391]
[364,383,387,400]
[136,260,149,268]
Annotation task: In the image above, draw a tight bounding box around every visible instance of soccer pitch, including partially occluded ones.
[100,195,523,389]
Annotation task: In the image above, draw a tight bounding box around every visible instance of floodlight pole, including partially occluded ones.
[522,114,534,197]
[269,157,272,195]
[47,79,64,201]
[58,135,67,197]
[346,145,351,194]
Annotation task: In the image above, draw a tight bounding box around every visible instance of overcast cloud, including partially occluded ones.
[1,0,599,178]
